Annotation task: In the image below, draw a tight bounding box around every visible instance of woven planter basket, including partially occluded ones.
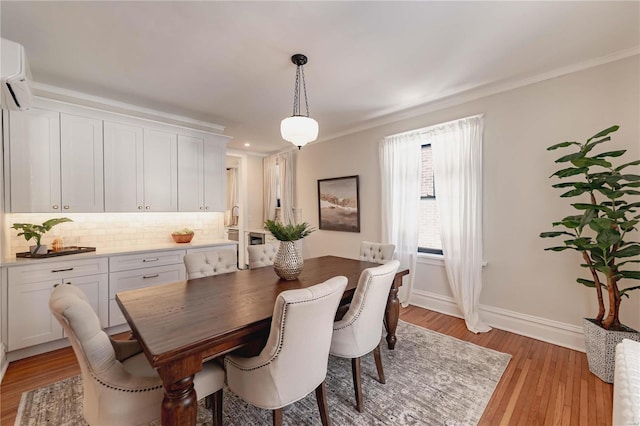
[583,318,640,383]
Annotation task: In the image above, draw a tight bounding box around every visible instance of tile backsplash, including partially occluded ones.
[6,212,224,254]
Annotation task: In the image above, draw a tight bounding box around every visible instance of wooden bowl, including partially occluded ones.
[171,233,194,243]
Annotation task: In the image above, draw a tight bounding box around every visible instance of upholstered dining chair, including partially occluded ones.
[184,248,238,279]
[49,283,225,426]
[225,276,348,426]
[359,241,395,264]
[330,260,400,412]
[247,242,279,269]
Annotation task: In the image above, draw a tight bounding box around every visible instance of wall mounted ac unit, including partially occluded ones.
[1,38,33,111]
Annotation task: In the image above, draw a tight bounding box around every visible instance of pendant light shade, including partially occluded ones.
[281,54,318,149]
[280,116,318,148]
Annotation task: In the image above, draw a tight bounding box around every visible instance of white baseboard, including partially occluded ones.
[410,289,585,352]
[0,343,7,383]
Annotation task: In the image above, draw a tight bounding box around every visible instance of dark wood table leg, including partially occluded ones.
[157,355,202,426]
[384,270,407,350]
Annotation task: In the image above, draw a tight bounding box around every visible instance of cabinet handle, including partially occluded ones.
[51,267,74,273]
[145,206,150,210]
[205,206,209,210]
[64,205,69,209]
[143,274,159,279]
[199,206,203,210]
[138,206,143,210]
[142,258,159,263]
[52,205,59,209]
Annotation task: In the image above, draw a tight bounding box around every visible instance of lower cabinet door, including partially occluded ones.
[8,279,63,351]
[65,274,109,328]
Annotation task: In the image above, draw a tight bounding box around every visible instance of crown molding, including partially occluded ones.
[318,47,640,143]
[31,82,227,134]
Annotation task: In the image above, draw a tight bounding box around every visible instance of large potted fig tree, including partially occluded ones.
[540,125,640,383]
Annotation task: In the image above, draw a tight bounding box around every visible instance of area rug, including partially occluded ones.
[15,321,510,425]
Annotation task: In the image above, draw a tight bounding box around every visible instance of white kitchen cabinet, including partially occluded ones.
[108,249,186,326]
[177,134,227,212]
[7,257,108,351]
[104,122,177,212]
[5,108,61,212]
[59,113,104,212]
[4,109,103,213]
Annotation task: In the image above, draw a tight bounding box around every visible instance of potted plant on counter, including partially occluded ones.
[12,217,73,255]
[264,219,314,280]
[540,125,640,383]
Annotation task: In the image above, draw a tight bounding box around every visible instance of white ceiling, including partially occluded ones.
[2,1,638,153]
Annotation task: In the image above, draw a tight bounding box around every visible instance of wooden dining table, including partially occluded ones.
[116,255,409,426]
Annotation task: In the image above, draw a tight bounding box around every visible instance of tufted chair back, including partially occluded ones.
[184,248,238,279]
[49,283,225,425]
[329,260,400,412]
[247,242,280,269]
[359,241,395,264]
[225,276,347,414]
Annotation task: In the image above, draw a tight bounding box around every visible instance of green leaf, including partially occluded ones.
[615,160,640,172]
[556,152,584,163]
[571,157,612,168]
[552,182,582,188]
[621,174,640,181]
[551,167,588,178]
[619,271,640,280]
[577,278,596,287]
[540,231,575,238]
[589,218,613,232]
[594,150,626,159]
[584,136,612,154]
[620,285,640,297]
[544,247,571,252]
[586,125,619,143]
[620,220,639,232]
[615,245,640,258]
[572,203,608,211]
[595,229,621,247]
[560,188,588,198]
[547,141,579,151]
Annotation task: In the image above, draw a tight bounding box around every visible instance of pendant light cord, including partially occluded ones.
[292,64,310,117]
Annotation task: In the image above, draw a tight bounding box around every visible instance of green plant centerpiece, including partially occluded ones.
[12,217,73,254]
[264,219,315,280]
[540,125,640,382]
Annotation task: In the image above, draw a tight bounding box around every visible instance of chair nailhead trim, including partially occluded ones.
[90,371,164,393]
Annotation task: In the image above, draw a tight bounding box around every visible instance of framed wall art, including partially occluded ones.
[317,175,360,232]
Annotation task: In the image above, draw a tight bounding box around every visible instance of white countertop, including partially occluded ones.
[0,238,238,267]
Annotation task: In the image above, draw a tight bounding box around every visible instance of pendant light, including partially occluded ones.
[280,54,318,149]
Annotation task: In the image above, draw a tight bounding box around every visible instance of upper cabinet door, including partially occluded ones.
[143,129,177,212]
[177,134,204,212]
[7,108,62,212]
[203,137,227,212]
[60,113,104,212]
[104,121,145,212]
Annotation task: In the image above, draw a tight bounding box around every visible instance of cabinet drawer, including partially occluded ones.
[8,257,108,285]
[109,250,185,272]
[109,263,186,298]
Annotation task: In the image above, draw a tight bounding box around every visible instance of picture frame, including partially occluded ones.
[317,175,360,232]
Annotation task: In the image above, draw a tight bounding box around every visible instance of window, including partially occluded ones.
[418,144,443,254]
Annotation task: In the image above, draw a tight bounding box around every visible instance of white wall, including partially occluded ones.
[245,154,264,230]
[296,56,640,347]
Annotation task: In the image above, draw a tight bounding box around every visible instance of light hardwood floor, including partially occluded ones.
[0,305,613,425]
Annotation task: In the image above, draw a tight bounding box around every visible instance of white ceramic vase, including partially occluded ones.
[273,241,303,280]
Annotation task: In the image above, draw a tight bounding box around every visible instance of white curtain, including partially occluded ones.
[428,114,490,333]
[224,168,238,226]
[264,151,297,224]
[379,133,421,306]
